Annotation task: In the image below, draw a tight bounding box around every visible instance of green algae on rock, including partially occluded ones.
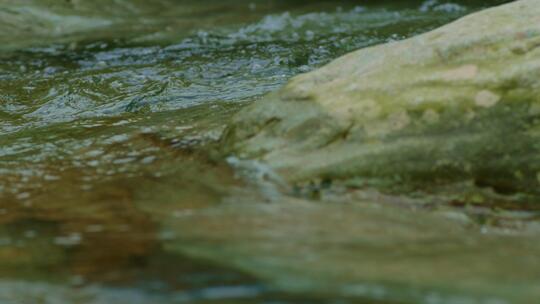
[222,0,540,199]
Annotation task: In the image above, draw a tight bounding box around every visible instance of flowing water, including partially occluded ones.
[2,1,536,303]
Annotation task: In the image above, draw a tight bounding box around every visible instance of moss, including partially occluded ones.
[222,0,540,204]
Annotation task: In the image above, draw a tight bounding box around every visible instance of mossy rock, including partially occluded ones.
[222,0,540,199]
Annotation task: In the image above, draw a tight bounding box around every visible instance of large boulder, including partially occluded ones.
[222,0,540,199]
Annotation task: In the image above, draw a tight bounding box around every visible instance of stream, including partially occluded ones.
[1,1,533,303]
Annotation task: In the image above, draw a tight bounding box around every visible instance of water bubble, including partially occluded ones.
[141,156,156,164]
[106,134,130,144]
[0,238,12,246]
[16,192,30,200]
[85,224,104,233]
[24,230,37,239]
[54,233,82,247]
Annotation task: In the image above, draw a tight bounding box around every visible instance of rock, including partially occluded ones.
[169,195,540,303]
[222,0,540,198]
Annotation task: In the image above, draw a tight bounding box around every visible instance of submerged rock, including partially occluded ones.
[222,0,540,199]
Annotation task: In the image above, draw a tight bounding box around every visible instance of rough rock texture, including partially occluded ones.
[222,0,540,198]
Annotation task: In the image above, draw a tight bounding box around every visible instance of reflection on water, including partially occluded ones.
[0,0,477,134]
[0,1,529,303]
